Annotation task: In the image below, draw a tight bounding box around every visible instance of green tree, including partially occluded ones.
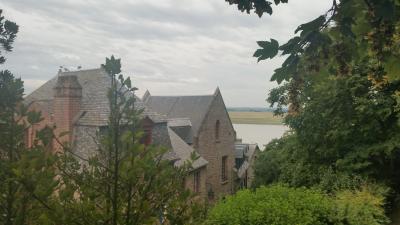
[0,9,18,65]
[0,11,60,225]
[0,10,202,223]
[226,0,400,201]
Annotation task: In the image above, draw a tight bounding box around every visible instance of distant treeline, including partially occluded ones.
[227,107,287,112]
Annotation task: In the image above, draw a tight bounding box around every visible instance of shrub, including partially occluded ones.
[206,185,389,225]
[334,186,389,225]
[207,185,333,225]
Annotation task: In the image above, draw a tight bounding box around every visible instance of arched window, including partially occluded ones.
[215,120,220,141]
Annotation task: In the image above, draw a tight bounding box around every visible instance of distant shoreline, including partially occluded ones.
[228,111,284,125]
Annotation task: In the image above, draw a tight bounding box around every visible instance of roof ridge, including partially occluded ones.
[59,67,104,74]
[149,94,214,98]
[167,117,191,120]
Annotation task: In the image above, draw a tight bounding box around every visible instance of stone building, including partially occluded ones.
[143,88,236,199]
[24,67,238,199]
[234,141,260,190]
[24,68,209,197]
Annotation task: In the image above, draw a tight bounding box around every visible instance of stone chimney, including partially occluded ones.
[53,74,82,147]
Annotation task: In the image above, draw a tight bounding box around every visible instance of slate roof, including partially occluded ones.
[150,123,179,162]
[151,124,207,169]
[234,142,259,178]
[235,143,259,159]
[234,144,248,159]
[246,144,259,159]
[237,161,249,179]
[25,68,206,169]
[167,127,208,169]
[167,118,192,127]
[143,94,215,136]
[167,118,194,144]
[25,68,166,126]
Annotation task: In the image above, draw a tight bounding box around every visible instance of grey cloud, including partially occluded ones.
[2,0,332,107]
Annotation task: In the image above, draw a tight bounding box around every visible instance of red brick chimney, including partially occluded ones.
[53,74,82,149]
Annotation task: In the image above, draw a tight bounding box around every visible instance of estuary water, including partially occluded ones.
[233,124,289,148]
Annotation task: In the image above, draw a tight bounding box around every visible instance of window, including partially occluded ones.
[243,170,248,188]
[140,128,152,145]
[194,170,201,193]
[221,156,228,182]
[215,120,220,141]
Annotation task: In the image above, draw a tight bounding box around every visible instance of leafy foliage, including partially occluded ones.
[256,72,400,191]
[207,185,333,225]
[0,13,60,225]
[225,0,288,17]
[248,0,400,84]
[0,70,59,225]
[224,0,400,219]
[227,0,400,205]
[334,185,389,225]
[207,185,388,225]
[0,9,18,64]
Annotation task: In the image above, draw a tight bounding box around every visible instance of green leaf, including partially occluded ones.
[279,36,301,55]
[101,55,121,76]
[226,0,274,17]
[254,0,273,17]
[254,38,279,62]
[295,16,325,37]
[282,54,299,67]
[271,67,290,84]
[124,77,132,88]
[270,55,299,84]
[273,0,288,4]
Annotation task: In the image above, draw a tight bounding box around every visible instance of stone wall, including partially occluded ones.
[184,167,208,199]
[72,125,99,161]
[195,90,235,199]
[247,151,258,188]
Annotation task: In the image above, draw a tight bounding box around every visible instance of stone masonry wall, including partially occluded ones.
[195,91,235,199]
[247,151,258,188]
[72,125,99,161]
[184,167,208,199]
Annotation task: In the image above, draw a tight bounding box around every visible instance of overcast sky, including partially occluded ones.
[2,0,331,107]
